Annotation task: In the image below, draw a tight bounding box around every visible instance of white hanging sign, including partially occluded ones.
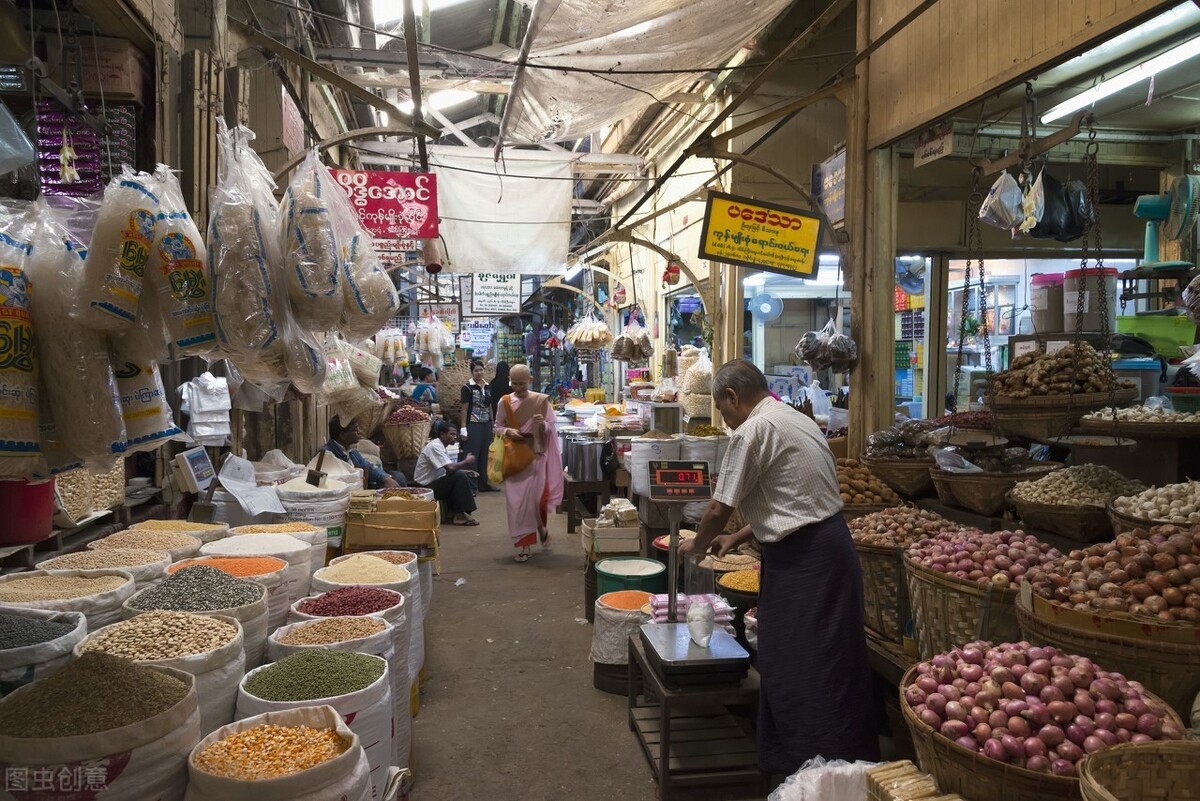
[471,272,522,315]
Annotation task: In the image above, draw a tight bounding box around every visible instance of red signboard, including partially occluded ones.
[329,170,438,240]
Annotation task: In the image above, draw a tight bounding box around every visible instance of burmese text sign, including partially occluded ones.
[470,272,521,315]
[330,169,439,240]
[698,191,824,278]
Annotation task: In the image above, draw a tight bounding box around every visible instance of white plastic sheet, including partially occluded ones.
[429,146,572,275]
[501,0,793,144]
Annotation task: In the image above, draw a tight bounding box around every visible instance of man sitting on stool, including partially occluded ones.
[414,421,479,526]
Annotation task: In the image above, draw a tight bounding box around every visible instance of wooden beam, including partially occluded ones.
[270,126,419,183]
[847,0,871,458]
[402,0,430,169]
[492,0,511,45]
[698,82,851,151]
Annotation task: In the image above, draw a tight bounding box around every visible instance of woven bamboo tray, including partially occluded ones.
[988,389,1138,444]
[929,463,1062,517]
[843,503,892,522]
[1105,502,1174,536]
[1007,493,1113,543]
[905,557,1021,659]
[1078,741,1200,801]
[1078,417,1200,439]
[857,543,907,644]
[383,420,430,459]
[1015,594,1200,720]
[901,666,1186,801]
[861,456,936,499]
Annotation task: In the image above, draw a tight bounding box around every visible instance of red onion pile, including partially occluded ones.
[905,641,1183,776]
[849,507,967,549]
[1025,524,1200,624]
[907,530,1061,588]
[384,406,431,425]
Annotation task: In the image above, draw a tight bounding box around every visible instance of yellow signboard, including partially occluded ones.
[698,191,825,278]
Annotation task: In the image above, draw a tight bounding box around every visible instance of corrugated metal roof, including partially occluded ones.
[430,0,501,53]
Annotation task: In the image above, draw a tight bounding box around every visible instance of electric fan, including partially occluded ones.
[1132,174,1199,270]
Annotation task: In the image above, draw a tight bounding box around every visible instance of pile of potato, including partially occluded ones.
[1011,465,1146,508]
[837,458,901,506]
[849,506,965,548]
[988,343,1133,399]
[1084,405,1200,424]
[1113,482,1200,524]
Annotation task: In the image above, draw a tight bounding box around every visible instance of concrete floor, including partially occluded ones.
[410,490,661,801]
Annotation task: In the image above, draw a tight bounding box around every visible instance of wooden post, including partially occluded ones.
[923,253,950,418]
[846,0,871,456]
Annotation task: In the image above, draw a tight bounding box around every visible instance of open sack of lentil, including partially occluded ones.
[76,611,244,737]
[185,705,400,801]
[37,547,170,590]
[0,607,86,697]
[125,565,269,668]
[89,528,202,563]
[237,651,393,800]
[0,569,135,632]
[169,556,290,632]
[0,653,200,800]
[205,531,312,603]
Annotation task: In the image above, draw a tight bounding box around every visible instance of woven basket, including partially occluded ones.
[857,543,908,643]
[905,557,1020,659]
[355,399,394,439]
[988,390,1138,444]
[1078,741,1200,801]
[1105,502,1174,536]
[384,421,430,459]
[901,666,1186,801]
[1007,493,1113,542]
[861,456,936,499]
[844,503,891,522]
[929,464,1062,517]
[1015,594,1200,719]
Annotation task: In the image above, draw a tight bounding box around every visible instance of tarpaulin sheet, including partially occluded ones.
[501,0,794,144]
[429,145,574,275]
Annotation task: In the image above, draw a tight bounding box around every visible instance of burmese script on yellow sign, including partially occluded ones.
[698,191,824,278]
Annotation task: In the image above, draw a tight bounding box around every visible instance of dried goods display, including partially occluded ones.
[565,316,613,349]
[79,611,237,660]
[1084,405,1200,424]
[935,446,1054,474]
[907,529,1061,588]
[988,343,1133,398]
[1112,482,1200,525]
[903,641,1185,776]
[611,320,654,361]
[795,318,858,372]
[385,406,431,425]
[192,723,349,780]
[849,507,964,548]
[277,617,386,646]
[1025,525,1200,623]
[824,426,848,440]
[931,410,994,429]
[279,151,344,332]
[717,569,760,593]
[867,419,937,459]
[339,231,400,342]
[1010,465,1145,508]
[836,458,902,505]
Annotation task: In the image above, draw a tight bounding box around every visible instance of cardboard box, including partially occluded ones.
[44,35,148,102]
[343,498,440,549]
[581,518,641,557]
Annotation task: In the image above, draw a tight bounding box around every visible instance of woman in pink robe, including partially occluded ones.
[494,364,564,563]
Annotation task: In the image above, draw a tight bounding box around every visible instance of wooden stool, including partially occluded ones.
[562,478,610,533]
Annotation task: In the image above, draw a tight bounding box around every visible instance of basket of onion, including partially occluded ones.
[905,530,1062,659]
[1078,740,1200,801]
[849,506,965,644]
[901,641,1186,801]
[1018,525,1200,718]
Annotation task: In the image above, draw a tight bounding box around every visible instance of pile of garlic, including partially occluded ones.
[1011,464,1145,508]
[1113,481,1200,524]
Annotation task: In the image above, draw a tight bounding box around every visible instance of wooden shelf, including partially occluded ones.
[1119,266,1197,281]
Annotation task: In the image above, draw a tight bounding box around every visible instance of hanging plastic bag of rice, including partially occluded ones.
[147,165,217,357]
[281,324,327,395]
[24,201,127,467]
[280,150,344,333]
[35,386,84,479]
[112,353,188,454]
[0,200,40,478]
[338,230,399,341]
[73,167,161,331]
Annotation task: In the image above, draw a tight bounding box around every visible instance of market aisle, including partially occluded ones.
[411,490,658,801]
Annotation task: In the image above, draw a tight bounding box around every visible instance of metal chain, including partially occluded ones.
[1086,128,1121,438]
[951,170,983,411]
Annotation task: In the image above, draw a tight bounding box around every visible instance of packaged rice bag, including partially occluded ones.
[280,150,343,332]
[339,232,399,341]
[0,200,39,478]
[111,348,188,454]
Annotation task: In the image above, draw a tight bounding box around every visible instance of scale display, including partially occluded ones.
[648,460,713,501]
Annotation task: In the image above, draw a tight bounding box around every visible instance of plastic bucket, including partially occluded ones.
[1111,358,1163,402]
[1064,268,1118,333]
[1030,273,1064,334]
[1,480,55,546]
[595,557,666,595]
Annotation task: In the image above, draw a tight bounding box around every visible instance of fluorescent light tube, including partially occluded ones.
[1042,35,1200,124]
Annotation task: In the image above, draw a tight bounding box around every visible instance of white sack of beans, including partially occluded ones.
[76,613,245,737]
[184,705,373,801]
[0,201,39,479]
[204,533,312,604]
[38,550,170,591]
[123,581,269,670]
[0,569,135,632]
[74,168,161,331]
[279,152,343,333]
[0,607,86,697]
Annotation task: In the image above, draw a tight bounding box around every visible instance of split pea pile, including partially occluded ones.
[243,651,384,702]
[0,573,127,603]
[277,617,386,646]
[128,565,264,613]
[0,613,76,649]
[90,530,199,553]
[39,548,167,571]
[0,652,187,737]
[79,611,237,660]
[193,724,349,780]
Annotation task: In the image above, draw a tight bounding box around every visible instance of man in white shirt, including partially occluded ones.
[680,360,877,780]
[414,422,479,526]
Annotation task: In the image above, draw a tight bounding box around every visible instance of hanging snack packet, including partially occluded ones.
[74,167,160,330]
[280,150,343,332]
[0,200,39,478]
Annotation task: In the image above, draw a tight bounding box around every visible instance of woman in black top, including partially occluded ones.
[459,360,497,492]
[489,361,511,418]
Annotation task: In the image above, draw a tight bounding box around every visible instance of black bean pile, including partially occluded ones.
[0,652,188,738]
[0,613,76,649]
[128,565,264,612]
[243,651,385,702]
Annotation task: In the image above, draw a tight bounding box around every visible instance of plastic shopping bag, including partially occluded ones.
[486,434,505,486]
[978,172,1023,230]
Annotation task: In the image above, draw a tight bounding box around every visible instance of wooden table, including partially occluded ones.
[562,478,610,533]
[627,635,764,801]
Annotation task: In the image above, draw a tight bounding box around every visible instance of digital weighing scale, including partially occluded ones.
[638,460,750,686]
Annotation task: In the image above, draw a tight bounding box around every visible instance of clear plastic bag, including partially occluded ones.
[280,150,344,332]
[0,99,35,174]
[978,172,1023,230]
[769,757,880,801]
[799,319,858,372]
[338,231,399,341]
[0,199,41,478]
[414,314,454,368]
[807,379,832,417]
[1018,169,1045,234]
[74,167,161,331]
[681,349,713,394]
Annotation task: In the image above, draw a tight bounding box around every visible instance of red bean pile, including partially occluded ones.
[385,406,430,425]
[296,587,402,616]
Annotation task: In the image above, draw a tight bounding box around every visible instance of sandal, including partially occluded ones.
[514,551,531,563]
[453,516,480,526]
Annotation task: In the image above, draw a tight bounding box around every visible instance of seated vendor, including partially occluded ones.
[414,421,479,526]
[411,367,438,406]
[321,416,406,489]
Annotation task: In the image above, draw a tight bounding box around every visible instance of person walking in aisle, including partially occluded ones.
[679,360,878,780]
[459,360,497,492]
[493,363,563,563]
[414,422,479,526]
